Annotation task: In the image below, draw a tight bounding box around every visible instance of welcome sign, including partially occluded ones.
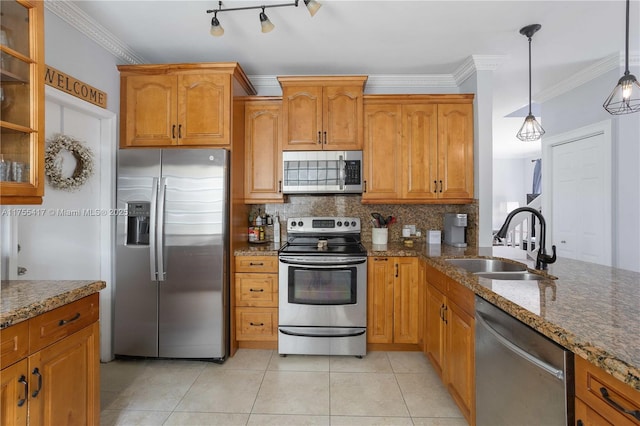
[44,65,107,109]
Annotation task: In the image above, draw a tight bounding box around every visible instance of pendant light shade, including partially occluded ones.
[517,24,545,142]
[603,0,640,115]
[210,13,224,36]
[304,0,322,16]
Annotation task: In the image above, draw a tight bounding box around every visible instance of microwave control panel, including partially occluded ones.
[344,160,361,185]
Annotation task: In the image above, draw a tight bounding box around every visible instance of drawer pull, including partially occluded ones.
[58,312,81,326]
[249,262,264,266]
[600,387,640,420]
[249,322,264,327]
[249,288,264,292]
[17,375,28,407]
[31,368,42,398]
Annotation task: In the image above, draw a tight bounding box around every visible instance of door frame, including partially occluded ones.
[541,119,612,265]
[44,86,117,361]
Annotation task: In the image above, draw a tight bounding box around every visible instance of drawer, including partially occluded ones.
[447,278,475,316]
[235,256,278,273]
[235,308,278,341]
[0,320,29,369]
[575,356,640,426]
[425,264,447,294]
[29,293,99,353]
[235,273,278,307]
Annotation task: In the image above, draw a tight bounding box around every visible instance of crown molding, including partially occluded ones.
[536,51,640,103]
[44,0,147,65]
[453,55,506,85]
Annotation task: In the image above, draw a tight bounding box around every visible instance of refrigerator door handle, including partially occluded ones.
[156,177,167,281]
[149,177,159,281]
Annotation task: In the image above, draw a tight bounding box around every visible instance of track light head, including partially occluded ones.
[210,13,224,37]
[304,0,322,16]
[259,8,275,33]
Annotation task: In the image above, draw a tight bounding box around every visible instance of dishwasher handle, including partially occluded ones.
[476,311,564,381]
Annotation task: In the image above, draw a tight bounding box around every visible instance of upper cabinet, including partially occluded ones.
[362,95,474,204]
[243,98,284,203]
[118,63,256,148]
[278,76,367,151]
[0,0,44,205]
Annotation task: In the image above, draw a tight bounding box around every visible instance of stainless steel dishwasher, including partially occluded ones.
[475,296,574,426]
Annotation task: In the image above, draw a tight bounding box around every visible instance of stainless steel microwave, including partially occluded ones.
[282,151,363,194]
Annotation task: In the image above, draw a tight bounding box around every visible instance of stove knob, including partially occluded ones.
[343,220,350,227]
[337,221,342,227]
[298,221,304,227]
[351,221,357,227]
[290,221,296,227]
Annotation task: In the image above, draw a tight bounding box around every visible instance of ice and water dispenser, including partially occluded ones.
[126,202,150,245]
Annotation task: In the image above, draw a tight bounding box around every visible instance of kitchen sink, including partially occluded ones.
[475,272,551,281]
[445,258,527,273]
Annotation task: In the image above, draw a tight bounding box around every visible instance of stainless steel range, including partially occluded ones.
[278,217,368,357]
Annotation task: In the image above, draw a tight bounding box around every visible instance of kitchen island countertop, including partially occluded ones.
[234,241,640,391]
[1,280,106,329]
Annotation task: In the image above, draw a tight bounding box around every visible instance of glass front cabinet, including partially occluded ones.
[0,0,44,204]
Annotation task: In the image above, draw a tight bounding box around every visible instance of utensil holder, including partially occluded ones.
[372,228,388,245]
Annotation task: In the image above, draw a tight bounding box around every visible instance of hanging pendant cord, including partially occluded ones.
[528,35,533,115]
[624,0,630,75]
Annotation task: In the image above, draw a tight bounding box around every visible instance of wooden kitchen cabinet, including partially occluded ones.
[243,98,284,203]
[234,256,278,348]
[362,95,474,204]
[424,263,475,425]
[574,355,640,426]
[118,63,255,148]
[0,0,45,205]
[278,76,367,150]
[367,256,420,346]
[0,294,100,426]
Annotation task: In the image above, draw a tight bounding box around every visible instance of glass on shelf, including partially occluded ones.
[0,131,31,184]
[0,1,30,58]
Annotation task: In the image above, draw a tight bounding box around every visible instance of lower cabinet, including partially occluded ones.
[0,294,100,426]
[574,355,640,426]
[234,256,279,348]
[424,264,475,426]
[367,256,420,346]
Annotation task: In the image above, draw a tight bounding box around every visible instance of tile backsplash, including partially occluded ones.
[249,195,478,247]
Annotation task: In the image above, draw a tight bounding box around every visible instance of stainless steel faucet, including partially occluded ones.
[495,207,557,270]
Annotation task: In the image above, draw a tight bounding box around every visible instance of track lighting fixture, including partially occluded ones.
[206,0,321,36]
[516,24,546,142]
[603,0,639,115]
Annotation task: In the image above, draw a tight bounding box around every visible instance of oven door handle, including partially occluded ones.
[279,257,367,266]
[279,327,366,338]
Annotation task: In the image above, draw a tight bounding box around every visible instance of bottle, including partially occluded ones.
[273,211,281,244]
[256,209,263,226]
[259,226,265,241]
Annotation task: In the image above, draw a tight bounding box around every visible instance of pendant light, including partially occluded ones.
[516,24,545,142]
[603,0,640,115]
[259,7,275,33]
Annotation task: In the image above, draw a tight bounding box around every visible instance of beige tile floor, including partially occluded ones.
[101,350,467,426]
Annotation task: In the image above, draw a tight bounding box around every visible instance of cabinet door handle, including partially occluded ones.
[17,375,28,407]
[31,368,42,398]
[249,288,264,292]
[433,180,438,193]
[439,304,444,321]
[600,387,640,420]
[395,263,399,278]
[363,180,367,193]
[178,124,182,138]
[317,131,322,144]
[58,312,81,326]
[250,322,264,327]
[172,125,176,139]
[278,180,282,193]
[443,305,448,324]
[439,180,443,193]
[577,421,584,426]
[249,262,264,266]
[323,131,327,144]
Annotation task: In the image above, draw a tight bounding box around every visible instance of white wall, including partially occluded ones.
[492,158,526,229]
[542,65,640,272]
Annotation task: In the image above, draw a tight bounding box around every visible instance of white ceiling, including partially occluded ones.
[60,0,639,158]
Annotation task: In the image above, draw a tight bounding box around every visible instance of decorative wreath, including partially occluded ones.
[45,134,94,191]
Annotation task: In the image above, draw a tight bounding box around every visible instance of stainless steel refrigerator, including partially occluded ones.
[114,149,229,361]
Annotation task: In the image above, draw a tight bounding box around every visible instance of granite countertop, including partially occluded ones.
[233,241,280,256]
[1,280,106,329]
[236,241,640,391]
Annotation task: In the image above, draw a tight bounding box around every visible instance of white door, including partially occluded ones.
[544,121,612,266]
